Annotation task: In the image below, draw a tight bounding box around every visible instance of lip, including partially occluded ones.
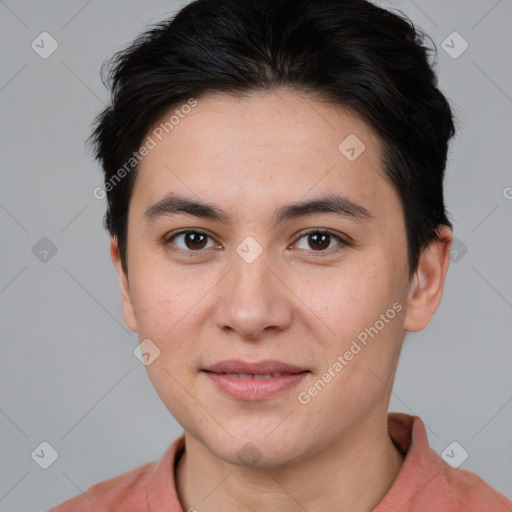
[204,359,307,375]
[202,359,310,401]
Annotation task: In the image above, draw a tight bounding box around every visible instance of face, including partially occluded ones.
[112,88,450,467]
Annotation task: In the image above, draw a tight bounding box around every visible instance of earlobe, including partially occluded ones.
[403,225,453,332]
[110,237,139,332]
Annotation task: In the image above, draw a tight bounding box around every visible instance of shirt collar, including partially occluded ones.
[145,413,434,512]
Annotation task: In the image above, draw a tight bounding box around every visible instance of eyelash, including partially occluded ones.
[164,229,348,259]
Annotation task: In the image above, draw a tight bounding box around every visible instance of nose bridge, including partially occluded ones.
[213,240,292,337]
[234,243,272,294]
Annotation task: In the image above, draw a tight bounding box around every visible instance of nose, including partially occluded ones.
[212,246,293,340]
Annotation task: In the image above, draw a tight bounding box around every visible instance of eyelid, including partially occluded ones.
[165,229,220,255]
[291,228,348,255]
[293,228,346,242]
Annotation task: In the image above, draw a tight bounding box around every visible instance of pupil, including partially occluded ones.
[310,233,329,250]
[187,232,206,249]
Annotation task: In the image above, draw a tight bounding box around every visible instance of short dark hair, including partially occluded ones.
[88,0,456,278]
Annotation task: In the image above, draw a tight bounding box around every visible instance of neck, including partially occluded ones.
[175,412,405,512]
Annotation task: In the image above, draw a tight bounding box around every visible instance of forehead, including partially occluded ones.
[132,88,400,226]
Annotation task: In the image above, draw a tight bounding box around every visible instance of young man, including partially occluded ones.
[49,0,512,510]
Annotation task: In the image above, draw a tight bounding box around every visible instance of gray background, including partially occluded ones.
[1,0,511,510]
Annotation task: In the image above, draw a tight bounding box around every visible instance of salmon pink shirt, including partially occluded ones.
[47,413,512,511]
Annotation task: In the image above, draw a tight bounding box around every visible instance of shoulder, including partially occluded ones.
[46,460,158,512]
[437,461,512,510]
[379,414,512,511]
[414,431,512,510]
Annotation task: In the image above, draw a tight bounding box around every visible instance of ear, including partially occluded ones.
[403,225,453,332]
[110,237,138,332]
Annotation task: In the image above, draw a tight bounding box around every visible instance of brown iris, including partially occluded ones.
[184,231,208,250]
[307,232,330,251]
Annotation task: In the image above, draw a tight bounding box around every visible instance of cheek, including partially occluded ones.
[303,264,386,330]
[129,259,194,332]
[131,272,201,412]
[131,280,172,338]
[301,257,405,366]
[129,269,206,369]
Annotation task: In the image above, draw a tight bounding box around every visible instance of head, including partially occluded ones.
[88,0,455,467]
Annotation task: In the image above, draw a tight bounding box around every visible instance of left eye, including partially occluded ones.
[294,230,345,252]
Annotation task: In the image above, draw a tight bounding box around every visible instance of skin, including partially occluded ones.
[110,87,453,511]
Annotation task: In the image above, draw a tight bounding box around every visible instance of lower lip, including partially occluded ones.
[203,371,309,401]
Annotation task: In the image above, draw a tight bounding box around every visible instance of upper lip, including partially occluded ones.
[203,359,308,375]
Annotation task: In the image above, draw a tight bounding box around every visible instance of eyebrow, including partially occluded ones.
[143,192,374,225]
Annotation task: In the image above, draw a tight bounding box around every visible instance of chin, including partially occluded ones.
[219,443,302,469]
[198,421,314,469]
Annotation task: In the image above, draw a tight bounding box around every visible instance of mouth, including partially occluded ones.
[202,360,310,400]
[206,372,297,379]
